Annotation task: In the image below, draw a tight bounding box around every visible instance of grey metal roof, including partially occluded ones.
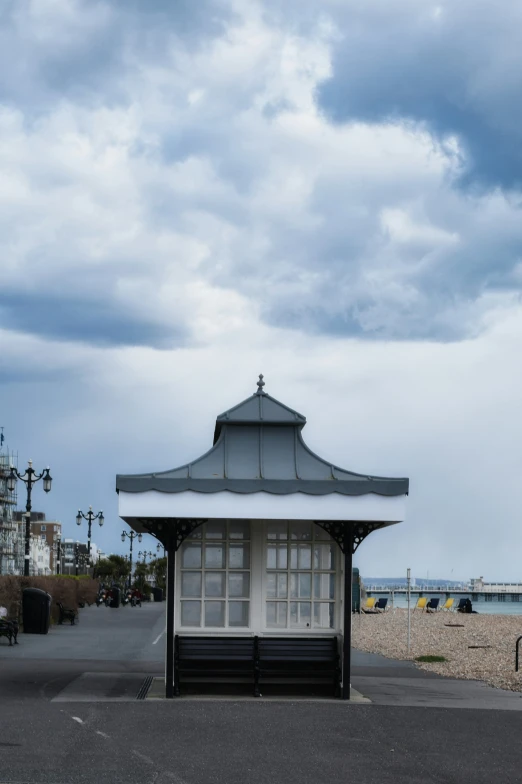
[116,380,409,497]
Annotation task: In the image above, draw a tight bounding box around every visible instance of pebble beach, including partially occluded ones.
[352,608,522,692]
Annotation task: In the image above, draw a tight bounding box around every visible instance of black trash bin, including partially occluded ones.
[22,588,51,634]
[152,587,163,602]
[109,586,121,608]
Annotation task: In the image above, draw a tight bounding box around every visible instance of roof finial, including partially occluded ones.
[257,374,266,394]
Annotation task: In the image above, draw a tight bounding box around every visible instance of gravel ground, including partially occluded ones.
[353,608,522,692]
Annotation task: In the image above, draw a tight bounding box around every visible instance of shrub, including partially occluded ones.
[416,655,447,663]
[0,575,100,625]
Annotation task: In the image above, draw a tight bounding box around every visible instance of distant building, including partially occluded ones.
[0,442,21,575]
[470,577,522,594]
[14,513,63,574]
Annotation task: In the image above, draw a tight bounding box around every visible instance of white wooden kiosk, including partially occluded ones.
[116,377,409,699]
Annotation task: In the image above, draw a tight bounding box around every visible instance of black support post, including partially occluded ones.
[342,533,353,700]
[165,530,176,699]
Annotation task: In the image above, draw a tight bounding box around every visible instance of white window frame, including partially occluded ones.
[175,520,342,636]
[176,521,251,633]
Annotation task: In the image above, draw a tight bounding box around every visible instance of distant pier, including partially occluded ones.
[366,585,522,602]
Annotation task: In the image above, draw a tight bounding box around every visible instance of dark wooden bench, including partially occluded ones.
[57,602,77,626]
[256,637,340,697]
[173,635,340,698]
[174,636,256,697]
[0,619,19,646]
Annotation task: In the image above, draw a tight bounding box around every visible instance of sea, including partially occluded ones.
[368,592,522,616]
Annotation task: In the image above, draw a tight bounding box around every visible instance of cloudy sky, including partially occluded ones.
[1,0,521,581]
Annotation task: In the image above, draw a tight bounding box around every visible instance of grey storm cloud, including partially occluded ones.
[0,291,184,349]
[318,0,522,190]
[0,0,521,348]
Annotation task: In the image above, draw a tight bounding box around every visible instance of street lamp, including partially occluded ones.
[74,544,89,576]
[156,542,165,557]
[76,506,104,556]
[53,536,62,575]
[121,530,142,589]
[138,550,154,563]
[8,460,52,576]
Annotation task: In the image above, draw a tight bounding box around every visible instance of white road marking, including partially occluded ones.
[152,628,166,645]
[96,731,110,739]
[71,716,84,724]
[132,750,154,765]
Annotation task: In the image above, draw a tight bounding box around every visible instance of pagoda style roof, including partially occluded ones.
[116,376,409,497]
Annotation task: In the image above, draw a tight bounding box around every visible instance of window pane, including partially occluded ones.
[181,601,201,626]
[290,602,311,627]
[267,544,287,569]
[205,544,225,568]
[205,521,226,539]
[314,602,335,629]
[182,572,202,597]
[205,601,225,627]
[229,601,249,627]
[299,573,311,598]
[229,521,250,540]
[266,601,287,627]
[290,545,298,570]
[290,522,311,540]
[182,543,202,568]
[205,572,225,597]
[298,544,312,569]
[229,543,250,569]
[314,544,335,571]
[267,521,288,540]
[290,573,312,598]
[267,573,288,599]
[314,573,335,600]
[228,572,250,598]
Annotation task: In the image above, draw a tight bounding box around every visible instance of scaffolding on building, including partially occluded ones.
[0,430,22,575]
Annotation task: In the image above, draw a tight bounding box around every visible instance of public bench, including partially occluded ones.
[57,602,77,626]
[0,619,19,646]
[256,637,340,697]
[173,635,340,697]
[174,636,256,697]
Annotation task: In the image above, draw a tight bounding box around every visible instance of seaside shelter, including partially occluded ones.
[116,377,409,699]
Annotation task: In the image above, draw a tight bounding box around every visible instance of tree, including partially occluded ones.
[149,557,166,590]
[95,555,130,584]
[133,561,151,595]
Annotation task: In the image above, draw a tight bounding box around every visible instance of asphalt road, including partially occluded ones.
[1,604,522,784]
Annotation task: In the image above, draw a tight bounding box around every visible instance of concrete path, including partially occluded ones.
[351,649,522,710]
[2,605,522,783]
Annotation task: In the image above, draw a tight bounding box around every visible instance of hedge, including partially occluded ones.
[0,575,99,625]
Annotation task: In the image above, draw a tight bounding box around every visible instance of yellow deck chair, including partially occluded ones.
[441,598,454,611]
[362,597,377,612]
[415,597,428,611]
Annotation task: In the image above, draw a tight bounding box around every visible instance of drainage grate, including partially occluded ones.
[136,675,153,700]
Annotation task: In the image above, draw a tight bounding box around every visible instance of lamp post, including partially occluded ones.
[8,460,52,577]
[156,542,165,557]
[76,506,104,557]
[121,530,142,590]
[407,567,411,654]
[53,536,62,575]
[138,550,154,564]
[74,544,89,577]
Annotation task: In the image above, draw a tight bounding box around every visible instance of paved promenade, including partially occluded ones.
[1,603,522,784]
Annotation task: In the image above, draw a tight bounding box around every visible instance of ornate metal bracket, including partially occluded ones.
[136,518,207,551]
[314,521,386,554]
